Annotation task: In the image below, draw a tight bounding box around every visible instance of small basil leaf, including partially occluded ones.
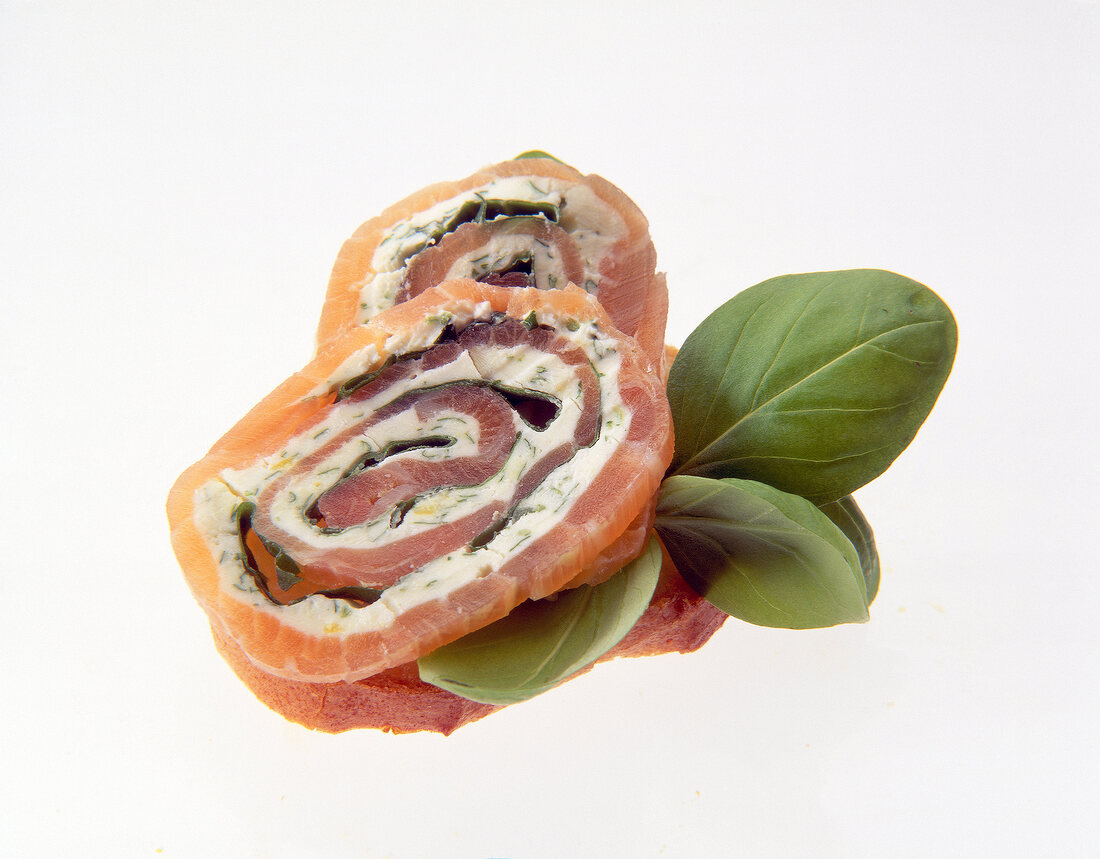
[819,495,880,604]
[418,535,662,705]
[451,198,560,228]
[336,355,396,401]
[667,270,957,503]
[321,585,383,606]
[514,150,564,163]
[255,532,303,591]
[273,559,302,591]
[655,475,868,629]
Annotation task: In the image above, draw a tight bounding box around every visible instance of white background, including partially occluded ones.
[2,2,1097,856]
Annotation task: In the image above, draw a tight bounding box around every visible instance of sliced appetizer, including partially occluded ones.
[318,154,669,371]
[168,281,674,690]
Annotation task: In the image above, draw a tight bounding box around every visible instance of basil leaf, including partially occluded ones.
[667,270,957,503]
[255,532,303,591]
[418,535,662,705]
[452,197,560,228]
[399,198,561,265]
[655,475,868,629]
[819,495,880,604]
[514,150,564,163]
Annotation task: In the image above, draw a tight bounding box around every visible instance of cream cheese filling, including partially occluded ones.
[442,232,570,293]
[194,311,630,639]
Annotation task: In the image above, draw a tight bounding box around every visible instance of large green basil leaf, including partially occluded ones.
[655,475,868,629]
[819,495,880,604]
[667,270,957,504]
[418,536,662,705]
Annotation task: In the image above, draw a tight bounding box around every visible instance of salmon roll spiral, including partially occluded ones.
[318,155,669,372]
[168,281,673,685]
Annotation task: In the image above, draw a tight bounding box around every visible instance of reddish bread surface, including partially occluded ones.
[212,543,727,735]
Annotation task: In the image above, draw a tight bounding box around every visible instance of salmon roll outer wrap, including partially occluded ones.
[168,281,674,687]
[317,156,669,373]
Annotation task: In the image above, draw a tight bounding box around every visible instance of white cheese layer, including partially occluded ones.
[442,231,570,293]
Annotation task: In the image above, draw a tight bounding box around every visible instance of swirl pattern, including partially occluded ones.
[169,281,672,684]
[318,156,668,370]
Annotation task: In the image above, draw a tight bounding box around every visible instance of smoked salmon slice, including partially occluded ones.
[167,281,673,686]
[317,155,669,372]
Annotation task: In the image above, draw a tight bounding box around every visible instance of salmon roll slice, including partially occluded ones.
[318,155,669,372]
[168,281,673,686]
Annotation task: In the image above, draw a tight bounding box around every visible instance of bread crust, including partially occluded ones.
[210,557,726,735]
[211,623,500,735]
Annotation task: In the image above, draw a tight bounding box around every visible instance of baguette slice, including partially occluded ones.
[210,542,727,734]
